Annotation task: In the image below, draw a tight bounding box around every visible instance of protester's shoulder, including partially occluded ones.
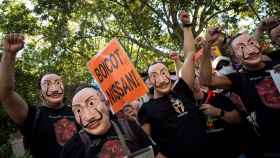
[140,99,156,110]
[22,105,40,125]
[172,78,194,100]
[18,106,42,136]
[172,78,192,93]
[138,101,155,124]
[173,78,188,88]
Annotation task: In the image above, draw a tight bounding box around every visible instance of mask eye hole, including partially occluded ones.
[161,71,167,76]
[73,108,81,114]
[216,60,230,70]
[89,101,94,106]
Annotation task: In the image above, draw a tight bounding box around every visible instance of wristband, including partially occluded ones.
[219,109,224,118]
[183,23,192,28]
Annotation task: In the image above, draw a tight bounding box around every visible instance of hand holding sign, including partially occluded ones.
[88,38,148,113]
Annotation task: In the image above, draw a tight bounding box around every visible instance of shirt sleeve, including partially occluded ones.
[18,106,37,145]
[137,103,151,125]
[172,78,195,101]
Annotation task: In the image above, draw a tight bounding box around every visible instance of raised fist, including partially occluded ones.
[195,36,206,49]
[206,27,221,44]
[169,51,180,61]
[179,10,191,25]
[3,33,24,54]
[257,16,280,32]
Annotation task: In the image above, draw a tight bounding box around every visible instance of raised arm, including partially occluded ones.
[178,10,196,90]
[199,30,232,89]
[255,16,279,42]
[169,51,183,77]
[0,33,28,125]
[180,10,195,56]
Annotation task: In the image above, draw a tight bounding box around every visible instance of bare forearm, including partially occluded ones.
[180,27,196,90]
[0,52,16,100]
[221,110,241,124]
[255,28,263,42]
[141,123,152,136]
[199,45,212,85]
[0,53,28,125]
[2,92,28,125]
[175,60,183,76]
[183,27,195,57]
[0,33,28,125]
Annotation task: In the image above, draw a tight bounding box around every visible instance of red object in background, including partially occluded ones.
[204,90,216,129]
[204,90,215,104]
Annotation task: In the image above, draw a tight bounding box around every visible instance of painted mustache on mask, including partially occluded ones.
[46,86,64,96]
[241,47,261,60]
[46,91,64,96]
[155,79,171,89]
[82,109,103,129]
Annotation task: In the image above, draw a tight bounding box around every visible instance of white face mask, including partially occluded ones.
[217,65,235,76]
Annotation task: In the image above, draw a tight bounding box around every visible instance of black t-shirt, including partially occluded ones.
[19,105,78,158]
[202,92,241,157]
[138,79,208,158]
[60,119,156,158]
[227,55,280,152]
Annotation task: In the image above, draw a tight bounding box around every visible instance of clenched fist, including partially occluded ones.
[3,33,25,54]
[169,51,180,61]
[179,10,191,25]
[257,16,280,32]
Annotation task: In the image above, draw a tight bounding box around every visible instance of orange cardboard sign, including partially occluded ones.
[87,38,148,113]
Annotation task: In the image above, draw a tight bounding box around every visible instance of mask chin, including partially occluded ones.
[217,66,235,76]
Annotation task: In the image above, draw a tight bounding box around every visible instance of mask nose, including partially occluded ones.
[49,83,59,92]
[241,46,258,59]
[80,108,94,126]
[247,46,259,54]
[156,75,166,85]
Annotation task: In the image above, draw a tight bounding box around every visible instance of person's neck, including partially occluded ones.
[243,62,265,71]
[43,102,64,109]
[153,91,166,99]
